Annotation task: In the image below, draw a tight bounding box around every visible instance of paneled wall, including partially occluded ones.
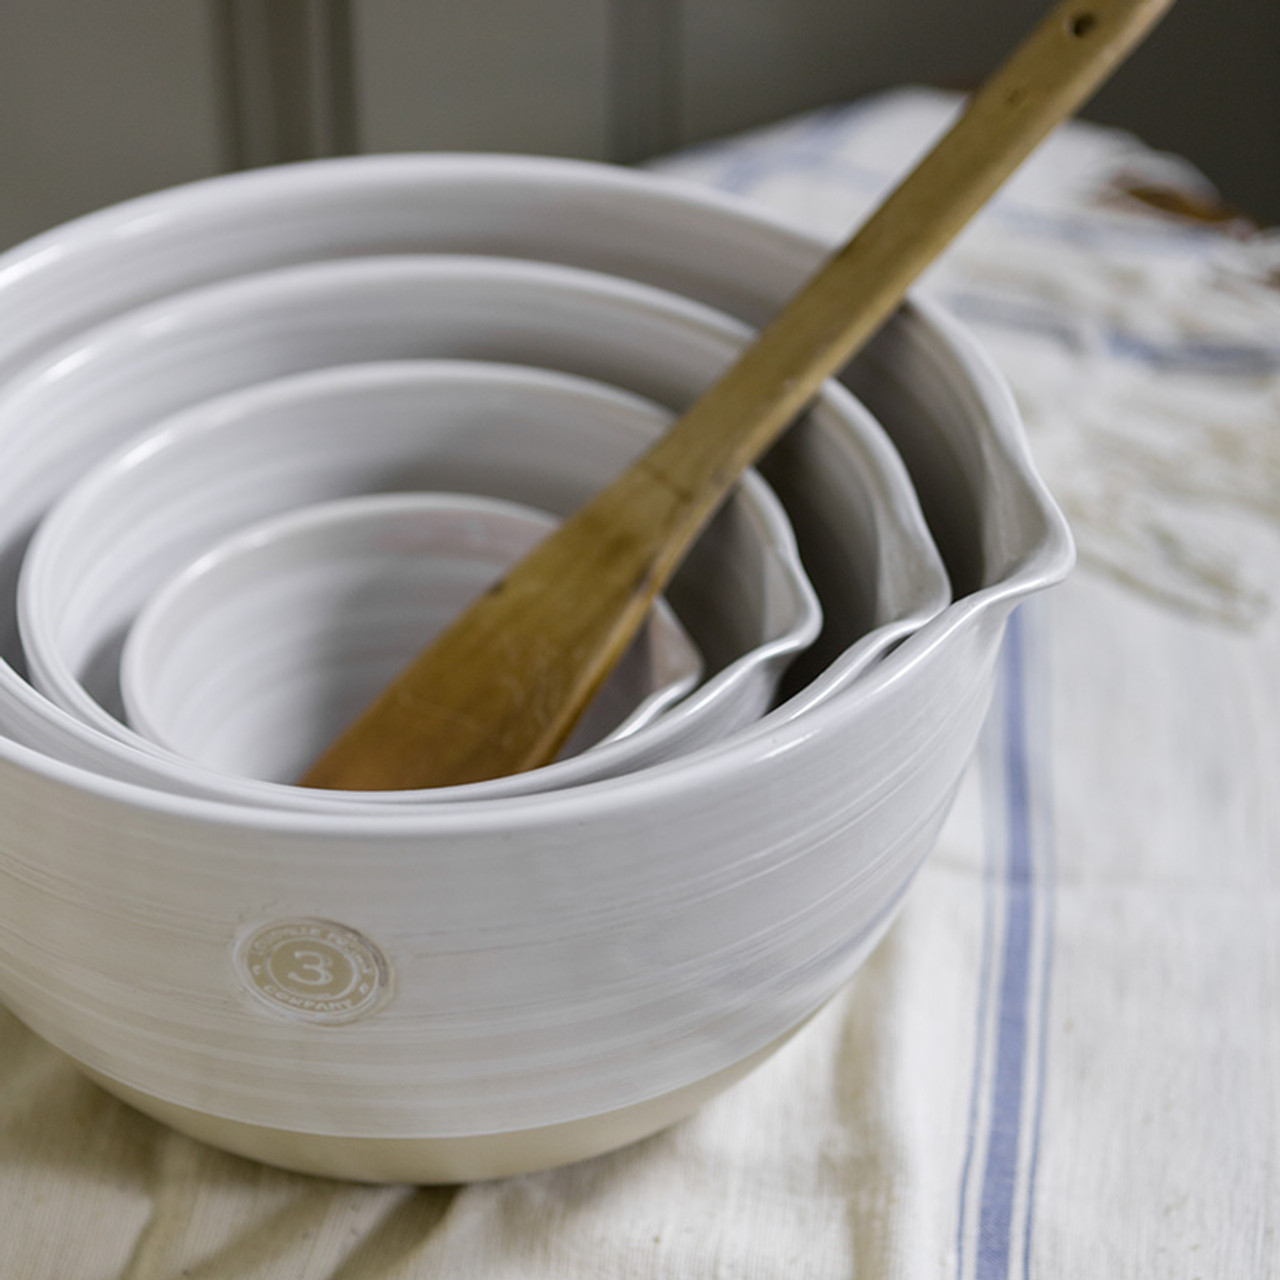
[0,0,222,248]
[1,0,1276,253]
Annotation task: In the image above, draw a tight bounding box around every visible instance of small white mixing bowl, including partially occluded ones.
[119,492,706,785]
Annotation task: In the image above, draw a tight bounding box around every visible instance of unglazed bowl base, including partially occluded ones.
[82,1026,801,1184]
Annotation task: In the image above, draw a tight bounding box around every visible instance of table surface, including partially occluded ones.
[2,89,1277,1279]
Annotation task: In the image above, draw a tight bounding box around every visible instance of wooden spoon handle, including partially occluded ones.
[301,0,1172,792]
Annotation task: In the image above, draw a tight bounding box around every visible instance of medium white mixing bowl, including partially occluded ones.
[21,359,819,797]
[0,156,1071,1181]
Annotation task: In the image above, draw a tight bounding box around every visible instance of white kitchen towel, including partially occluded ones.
[2,89,1277,1278]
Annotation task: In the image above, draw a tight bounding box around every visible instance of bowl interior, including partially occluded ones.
[0,255,941,691]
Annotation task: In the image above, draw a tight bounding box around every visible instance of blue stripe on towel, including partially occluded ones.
[661,110,1230,260]
[957,606,1055,1280]
[943,290,1280,376]
[975,609,1035,1277]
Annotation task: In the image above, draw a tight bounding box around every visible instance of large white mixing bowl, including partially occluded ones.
[0,156,1071,1181]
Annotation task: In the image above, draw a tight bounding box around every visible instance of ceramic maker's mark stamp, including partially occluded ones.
[237,919,390,1023]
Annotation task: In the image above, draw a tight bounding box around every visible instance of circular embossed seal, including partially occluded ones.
[236,919,391,1024]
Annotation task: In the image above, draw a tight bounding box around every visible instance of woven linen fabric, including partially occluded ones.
[2,89,1277,1278]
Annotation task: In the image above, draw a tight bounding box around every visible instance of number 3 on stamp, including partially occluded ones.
[236,919,391,1024]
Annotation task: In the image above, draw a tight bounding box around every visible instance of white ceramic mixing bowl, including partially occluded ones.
[18,356,822,799]
[0,155,1071,1182]
[119,492,705,784]
[0,257,940,808]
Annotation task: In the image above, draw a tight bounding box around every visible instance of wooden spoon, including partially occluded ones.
[301,0,1172,792]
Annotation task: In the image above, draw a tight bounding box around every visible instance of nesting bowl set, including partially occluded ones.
[0,154,1072,1181]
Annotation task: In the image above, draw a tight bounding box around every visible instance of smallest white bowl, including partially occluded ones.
[119,492,703,788]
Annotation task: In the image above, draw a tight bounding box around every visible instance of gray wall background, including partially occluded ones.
[2,0,1276,252]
